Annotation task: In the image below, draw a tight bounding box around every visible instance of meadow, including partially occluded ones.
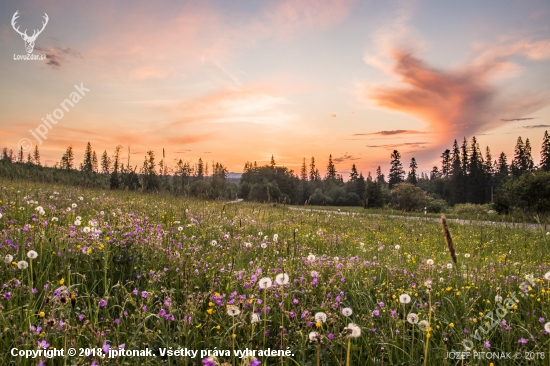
[0,179,549,366]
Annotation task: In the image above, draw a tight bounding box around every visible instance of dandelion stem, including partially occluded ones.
[345,337,351,366]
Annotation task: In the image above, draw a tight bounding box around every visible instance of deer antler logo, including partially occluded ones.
[11,11,49,54]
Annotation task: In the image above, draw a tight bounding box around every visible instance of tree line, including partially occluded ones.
[1,130,549,212]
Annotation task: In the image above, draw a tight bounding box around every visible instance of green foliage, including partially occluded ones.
[390,182,428,211]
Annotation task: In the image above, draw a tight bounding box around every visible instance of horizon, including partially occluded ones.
[1,0,550,176]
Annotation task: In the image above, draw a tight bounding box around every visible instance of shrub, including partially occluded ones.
[390,183,429,212]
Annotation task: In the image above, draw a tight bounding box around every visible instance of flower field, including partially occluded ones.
[1,180,549,365]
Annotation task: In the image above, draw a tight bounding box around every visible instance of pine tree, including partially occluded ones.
[60,146,74,170]
[440,149,451,177]
[33,145,41,166]
[27,153,32,164]
[18,146,24,162]
[407,157,418,185]
[511,137,527,177]
[270,155,276,167]
[101,150,111,174]
[349,164,359,181]
[92,151,98,173]
[451,140,461,178]
[495,152,509,186]
[325,155,336,180]
[309,157,320,181]
[300,158,308,181]
[468,136,485,203]
[483,146,493,175]
[388,150,405,189]
[376,166,385,185]
[460,137,469,175]
[197,158,204,179]
[541,130,550,171]
[524,138,534,171]
[450,139,464,204]
[430,166,440,180]
[110,145,122,189]
[141,150,159,192]
[81,142,93,172]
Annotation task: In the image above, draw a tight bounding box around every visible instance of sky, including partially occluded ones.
[1,0,550,177]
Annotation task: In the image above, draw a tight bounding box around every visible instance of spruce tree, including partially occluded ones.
[33,145,41,166]
[325,155,336,180]
[376,166,385,185]
[61,146,74,170]
[101,150,111,174]
[300,158,308,180]
[524,138,534,171]
[82,142,93,172]
[407,157,418,185]
[541,130,550,171]
[511,137,526,177]
[349,164,359,181]
[197,158,204,179]
[309,157,320,181]
[270,155,276,167]
[388,150,405,189]
[110,145,122,189]
[440,149,451,177]
[92,151,98,173]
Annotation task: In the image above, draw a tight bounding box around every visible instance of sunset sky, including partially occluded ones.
[1,0,550,177]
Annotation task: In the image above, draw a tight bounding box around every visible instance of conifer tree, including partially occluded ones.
[33,145,41,166]
[541,130,550,171]
[407,157,418,185]
[325,155,337,180]
[101,150,111,174]
[82,142,93,172]
[300,158,308,181]
[349,164,359,181]
[440,149,451,177]
[92,151,98,173]
[388,150,405,189]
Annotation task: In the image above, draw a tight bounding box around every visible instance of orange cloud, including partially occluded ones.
[365,47,550,141]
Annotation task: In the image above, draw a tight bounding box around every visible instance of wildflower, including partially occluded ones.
[4,293,11,299]
[544,322,550,333]
[74,220,81,226]
[311,270,318,277]
[226,305,241,316]
[333,256,339,262]
[407,313,419,324]
[141,291,148,298]
[17,261,29,270]
[314,312,327,323]
[464,253,471,258]
[260,243,267,249]
[275,273,289,285]
[259,277,273,289]
[273,234,278,242]
[211,240,217,246]
[251,313,260,323]
[309,331,320,342]
[59,278,65,285]
[37,340,49,349]
[399,294,411,304]
[27,250,38,259]
[72,203,77,208]
[544,272,550,281]
[418,320,430,331]
[4,254,13,264]
[484,341,491,349]
[307,254,316,262]
[426,259,434,265]
[344,323,361,338]
[39,312,45,318]
[341,307,353,316]
[518,338,527,344]
[495,295,503,302]
[372,309,380,317]
[99,299,107,307]
[446,263,453,269]
[395,245,400,250]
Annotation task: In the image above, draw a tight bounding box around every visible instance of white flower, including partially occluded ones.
[251,313,260,324]
[260,243,267,249]
[259,277,272,289]
[275,273,289,285]
[227,305,241,316]
[426,259,434,265]
[464,253,471,258]
[76,216,82,221]
[311,271,318,277]
[52,217,58,222]
[18,260,29,270]
[79,196,84,201]
[89,220,98,227]
[178,226,183,231]
[66,207,71,212]
[495,295,503,302]
[333,256,339,262]
[83,227,91,233]
[399,294,411,304]
[439,277,444,282]
[71,203,77,208]
[446,263,453,269]
[244,242,252,248]
[544,272,550,281]
[27,250,38,259]
[4,254,13,263]
[211,240,217,246]
[418,320,430,331]
[308,331,320,342]
[344,323,361,338]
[307,254,316,262]
[74,220,81,226]
[544,322,550,333]
[424,280,433,289]
[407,313,419,324]
[273,234,278,242]
[223,234,229,240]
[35,206,45,215]
[395,245,400,250]
[258,232,263,236]
[100,211,104,215]
[314,312,327,323]
[341,307,353,317]
[0,213,2,219]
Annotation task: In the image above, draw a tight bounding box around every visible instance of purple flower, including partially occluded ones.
[327,333,334,340]
[114,318,119,324]
[142,305,147,312]
[484,341,490,349]
[102,340,110,354]
[37,340,49,349]
[251,360,261,366]
[518,338,527,344]
[539,317,546,323]
[390,310,397,317]
[141,291,148,298]
[202,359,216,366]
[4,293,11,299]
[99,299,107,307]
[373,310,380,317]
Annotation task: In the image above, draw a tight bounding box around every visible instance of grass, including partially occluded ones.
[0,178,549,365]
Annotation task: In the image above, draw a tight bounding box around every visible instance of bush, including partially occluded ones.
[452,203,487,215]
[390,183,429,211]
[426,198,448,213]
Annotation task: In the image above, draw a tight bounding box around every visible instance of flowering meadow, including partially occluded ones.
[1,180,550,366]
